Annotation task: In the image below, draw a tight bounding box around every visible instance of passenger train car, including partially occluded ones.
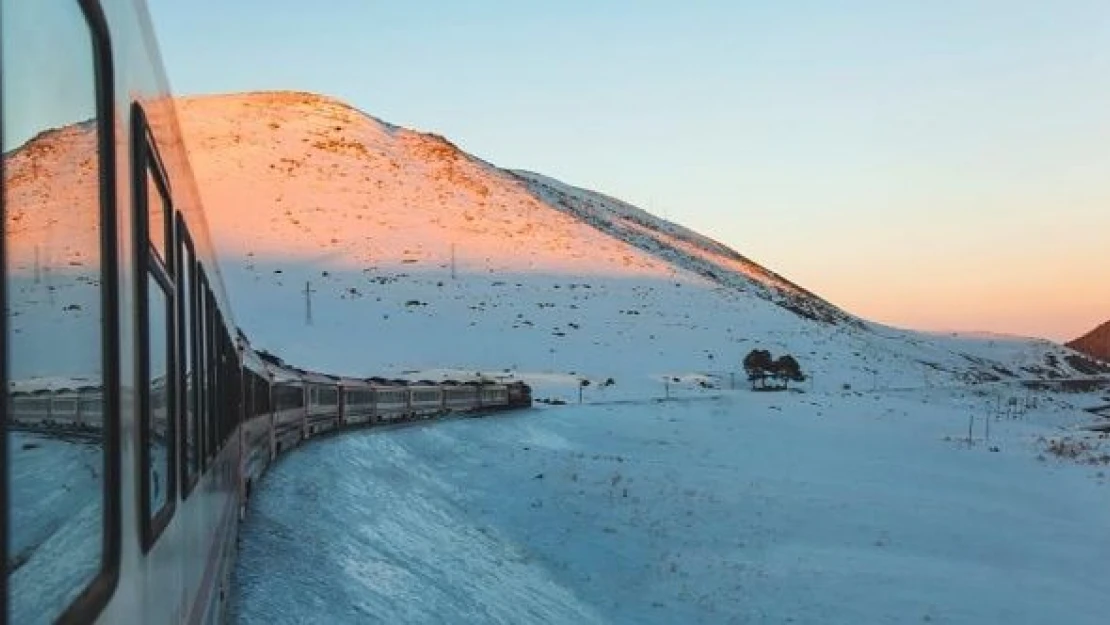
[0,1,531,624]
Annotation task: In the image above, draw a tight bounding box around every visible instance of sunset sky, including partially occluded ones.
[147,0,1110,342]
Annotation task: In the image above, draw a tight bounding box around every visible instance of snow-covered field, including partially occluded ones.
[232,386,1110,624]
[8,432,103,625]
[9,91,1110,624]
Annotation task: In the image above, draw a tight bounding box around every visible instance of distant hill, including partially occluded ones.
[5,90,1103,389]
[1067,320,1110,364]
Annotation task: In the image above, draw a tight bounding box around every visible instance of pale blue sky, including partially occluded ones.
[147,0,1110,341]
[1,1,97,149]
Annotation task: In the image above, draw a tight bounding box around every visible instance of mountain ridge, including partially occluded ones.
[176,90,850,325]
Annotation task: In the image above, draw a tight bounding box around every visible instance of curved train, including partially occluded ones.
[0,1,529,623]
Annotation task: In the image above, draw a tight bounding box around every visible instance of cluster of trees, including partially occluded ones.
[743,349,805,390]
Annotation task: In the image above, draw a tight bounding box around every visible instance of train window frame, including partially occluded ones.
[225,327,239,442]
[176,215,201,496]
[1,13,7,621]
[205,286,216,458]
[131,103,177,552]
[220,333,227,442]
[199,271,216,465]
[196,269,210,471]
[0,1,123,622]
[1,9,6,622]
[214,323,224,445]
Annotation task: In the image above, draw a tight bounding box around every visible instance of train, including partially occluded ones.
[0,1,530,624]
[8,368,530,443]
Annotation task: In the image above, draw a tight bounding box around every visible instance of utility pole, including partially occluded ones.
[304,280,316,325]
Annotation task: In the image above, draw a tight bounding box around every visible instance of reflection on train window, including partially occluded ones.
[253,372,272,417]
[197,280,210,466]
[138,123,176,541]
[147,169,167,263]
[179,234,199,489]
[2,0,106,621]
[206,291,218,456]
[147,272,172,518]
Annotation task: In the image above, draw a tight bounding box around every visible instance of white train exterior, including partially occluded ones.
[0,1,531,624]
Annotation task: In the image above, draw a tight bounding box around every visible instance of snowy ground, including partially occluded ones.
[12,92,1109,623]
[8,432,103,625]
[231,386,1110,625]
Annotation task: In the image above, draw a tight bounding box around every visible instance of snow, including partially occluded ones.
[8,91,1103,389]
[233,388,1110,624]
[7,90,1109,623]
[8,432,103,625]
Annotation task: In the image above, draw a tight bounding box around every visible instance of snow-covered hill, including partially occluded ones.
[8,91,1110,624]
[6,90,1106,396]
[170,91,1102,395]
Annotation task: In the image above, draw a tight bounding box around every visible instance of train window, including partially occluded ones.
[146,170,168,263]
[145,273,173,519]
[197,277,210,468]
[213,327,221,444]
[231,341,241,432]
[206,296,217,456]
[255,373,272,416]
[133,104,176,548]
[177,223,199,493]
[243,368,254,423]
[2,0,119,622]
[222,330,233,442]
[212,322,222,444]
[215,327,226,444]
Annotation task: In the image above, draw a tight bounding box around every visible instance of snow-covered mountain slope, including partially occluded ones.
[5,91,1105,394]
[510,169,848,324]
[169,91,1102,391]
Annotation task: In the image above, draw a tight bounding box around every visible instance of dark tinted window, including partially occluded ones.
[3,1,107,621]
[146,272,172,519]
[135,109,175,545]
[178,233,198,488]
